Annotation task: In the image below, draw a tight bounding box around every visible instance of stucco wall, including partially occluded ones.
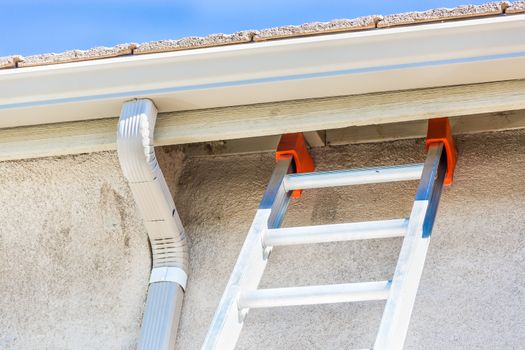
[0,148,183,349]
[1,129,524,349]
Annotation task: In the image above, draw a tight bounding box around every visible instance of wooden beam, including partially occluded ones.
[184,135,280,157]
[1,79,525,162]
[304,131,326,147]
[327,109,525,145]
[183,110,525,157]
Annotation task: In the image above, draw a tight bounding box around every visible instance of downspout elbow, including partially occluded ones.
[117,99,188,350]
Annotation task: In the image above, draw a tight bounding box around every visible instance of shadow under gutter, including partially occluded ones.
[117,99,189,349]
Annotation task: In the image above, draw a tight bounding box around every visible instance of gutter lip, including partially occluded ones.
[1,14,525,129]
[3,14,523,75]
[3,50,525,112]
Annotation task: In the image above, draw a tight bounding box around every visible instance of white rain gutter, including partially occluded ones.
[1,14,525,129]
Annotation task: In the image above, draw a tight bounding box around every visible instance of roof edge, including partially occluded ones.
[1,1,524,69]
[1,15,525,130]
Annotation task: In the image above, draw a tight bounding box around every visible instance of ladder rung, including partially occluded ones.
[283,163,424,191]
[238,281,391,309]
[263,218,408,247]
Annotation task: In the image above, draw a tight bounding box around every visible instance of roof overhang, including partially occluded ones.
[1,15,525,129]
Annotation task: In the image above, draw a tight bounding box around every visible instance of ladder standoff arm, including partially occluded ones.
[426,117,457,186]
[117,99,189,350]
[275,133,315,198]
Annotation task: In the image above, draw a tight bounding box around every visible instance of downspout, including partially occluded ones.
[116,99,189,350]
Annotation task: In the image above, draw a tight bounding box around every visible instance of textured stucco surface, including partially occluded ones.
[0,147,183,349]
[1,129,525,349]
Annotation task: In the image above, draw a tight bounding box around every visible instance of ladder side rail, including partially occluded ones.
[202,156,293,350]
[374,144,447,350]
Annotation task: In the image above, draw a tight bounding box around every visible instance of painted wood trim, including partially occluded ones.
[1,79,525,162]
[327,110,525,145]
[304,131,326,148]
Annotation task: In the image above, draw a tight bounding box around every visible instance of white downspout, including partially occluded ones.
[116,99,189,350]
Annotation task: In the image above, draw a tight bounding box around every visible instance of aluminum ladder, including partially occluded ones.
[202,118,457,350]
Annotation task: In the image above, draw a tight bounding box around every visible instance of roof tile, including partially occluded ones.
[134,30,255,55]
[506,0,525,13]
[253,16,379,42]
[17,43,136,68]
[0,56,22,69]
[378,2,505,28]
[3,1,523,70]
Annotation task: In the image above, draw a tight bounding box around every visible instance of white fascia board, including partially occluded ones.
[1,15,525,129]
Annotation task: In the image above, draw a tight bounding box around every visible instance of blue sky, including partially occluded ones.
[1,0,490,56]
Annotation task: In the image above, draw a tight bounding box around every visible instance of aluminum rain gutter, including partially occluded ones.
[1,15,525,129]
[116,99,188,350]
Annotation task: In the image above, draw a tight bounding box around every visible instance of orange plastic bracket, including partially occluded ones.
[275,133,315,198]
[425,118,457,186]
